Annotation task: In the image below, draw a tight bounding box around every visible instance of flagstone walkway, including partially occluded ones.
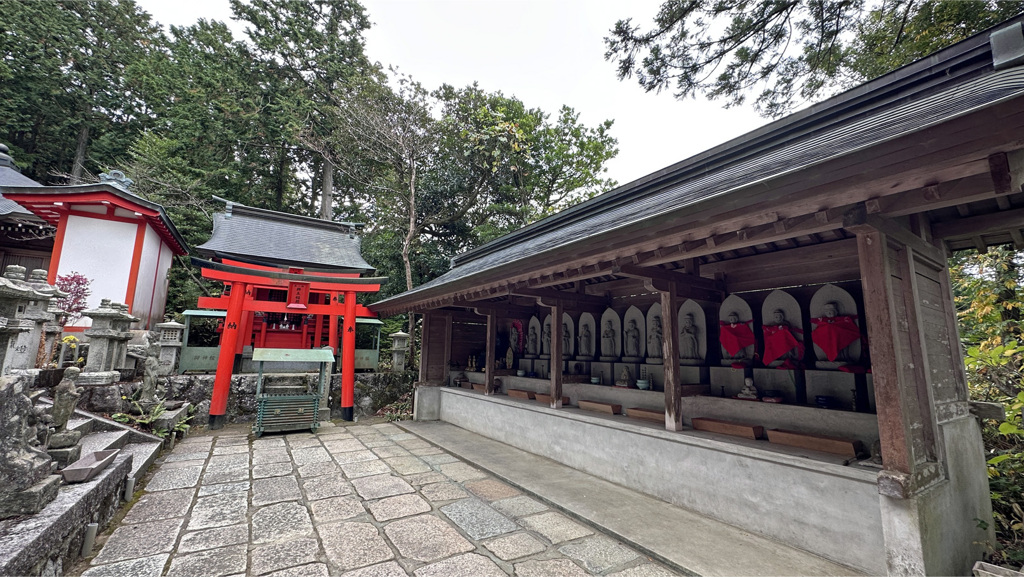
[76,422,677,577]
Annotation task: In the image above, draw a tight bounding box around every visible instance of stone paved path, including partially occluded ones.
[78,422,679,577]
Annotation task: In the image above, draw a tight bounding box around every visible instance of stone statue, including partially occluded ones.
[0,374,58,518]
[50,367,82,433]
[680,313,700,360]
[562,322,571,355]
[601,320,615,357]
[140,343,161,410]
[615,366,631,387]
[542,322,551,355]
[624,319,640,357]
[509,324,519,354]
[737,377,759,400]
[648,316,663,358]
[579,324,592,356]
[528,326,538,355]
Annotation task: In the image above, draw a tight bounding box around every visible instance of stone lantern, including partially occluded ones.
[390,331,410,373]
[0,267,46,374]
[7,267,66,371]
[81,299,140,385]
[154,320,185,376]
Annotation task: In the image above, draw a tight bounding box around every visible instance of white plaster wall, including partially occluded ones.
[130,226,172,329]
[435,388,885,574]
[147,241,173,329]
[60,216,136,327]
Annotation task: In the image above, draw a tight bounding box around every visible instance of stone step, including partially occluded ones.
[119,441,163,482]
[66,417,94,435]
[150,403,191,435]
[78,430,129,456]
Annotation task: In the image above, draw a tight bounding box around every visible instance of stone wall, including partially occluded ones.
[162,373,385,425]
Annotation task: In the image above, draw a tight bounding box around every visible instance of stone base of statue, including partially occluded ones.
[48,445,81,469]
[575,355,594,362]
[645,357,663,365]
[524,354,538,360]
[539,354,550,360]
[79,384,124,414]
[815,361,847,370]
[598,356,618,363]
[679,357,703,366]
[76,371,119,386]
[562,353,572,360]
[0,474,61,519]
[49,429,81,449]
[622,356,643,364]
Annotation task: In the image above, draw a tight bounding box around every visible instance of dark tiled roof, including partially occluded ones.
[196,204,375,272]
[0,143,40,216]
[371,19,1024,313]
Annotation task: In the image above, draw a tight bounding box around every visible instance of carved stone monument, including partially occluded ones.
[561,312,574,360]
[678,299,706,365]
[47,367,84,466]
[736,377,759,400]
[621,305,645,362]
[576,312,595,361]
[139,343,161,411]
[81,299,139,385]
[646,303,663,365]
[6,266,66,371]
[0,267,45,373]
[810,284,862,369]
[155,320,185,376]
[525,316,541,359]
[540,315,552,360]
[761,289,804,368]
[0,374,60,518]
[598,308,621,362]
[719,294,755,366]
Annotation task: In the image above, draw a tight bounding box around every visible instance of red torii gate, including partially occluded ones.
[193,258,385,428]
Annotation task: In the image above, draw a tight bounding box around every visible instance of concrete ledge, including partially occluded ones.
[0,454,132,576]
[430,387,884,574]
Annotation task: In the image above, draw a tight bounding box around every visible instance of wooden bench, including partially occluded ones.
[691,417,765,440]
[626,407,663,423]
[578,399,622,415]
[507,388,535,400]
[471,383,486,392]
[766,429,863,457]
[534,393,570,405]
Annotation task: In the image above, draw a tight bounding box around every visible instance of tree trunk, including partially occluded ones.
[71,122,89,184]
[320,159,334,220]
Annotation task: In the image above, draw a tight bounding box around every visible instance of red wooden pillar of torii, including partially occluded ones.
[341,291,357,421]
[209,280,248,429]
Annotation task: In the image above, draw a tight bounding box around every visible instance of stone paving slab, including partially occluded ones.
[466,478,521,501]
[491,495,549,518]
[253,462,294,479]
[420,481,469,502]
[440,497,517,540]
[332,449,378,464]
[177,524,249,554]
[338,561,406,577]
[519,511,595,544]
[413,552,505,577]
[250,537,321,575]
[319,521,394,571]
[323,439,366,453]
[609,564,680,577]
[350,474,414,500]
[145,466,202,491]
[166,543,247,577]
[198,480,249,496]
[252,475,302,506]
[82,553,169,577]
[212,444,251,455]
[298,461,341,478]
[514,558,591,577]
[310,495,365,524]
[291,447,332,465]
[92,519,183,564]
[403,471,447,486]
[367,493,431,522]
[559,535,642,573]
[341,459,392,479]
[252,501,314,544]
[383,456,431,475]
[383,514,474,562]
[482,532,548,561]
[302,474,354,500]
[121,488,194,523]
[188,492,248,530]
[269,562,330,577]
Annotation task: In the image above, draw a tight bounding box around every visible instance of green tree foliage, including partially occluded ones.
[0,0,161,182]
[605,0,1024,117]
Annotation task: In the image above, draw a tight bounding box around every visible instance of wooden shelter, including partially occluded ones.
[370,18,1024,575]
[194,202,384,426]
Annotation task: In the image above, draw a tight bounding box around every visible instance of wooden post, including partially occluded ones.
[660,285,683,431]
[419,311,431,383]
[442,312,453,386]
[549,302,563,408]
[328,292,339,365]
[209,281,247,430]
[485,311,497,394]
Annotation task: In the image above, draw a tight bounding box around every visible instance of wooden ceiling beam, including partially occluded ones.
[931,206,1024,240]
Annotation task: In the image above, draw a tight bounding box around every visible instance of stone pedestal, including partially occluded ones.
[0,475,61,518]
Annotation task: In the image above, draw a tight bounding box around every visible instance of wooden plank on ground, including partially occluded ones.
[626,407,664,423]
[507,389,535,400]
[535,393,570,405]
[692,417,765,440]
[578,400,622,415]
[471,383,485,392]
[766,429,863,457]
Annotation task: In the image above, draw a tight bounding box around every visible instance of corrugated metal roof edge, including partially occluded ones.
[369,64,1024,313]
[0,183,190,255]
[450,12,1022,269]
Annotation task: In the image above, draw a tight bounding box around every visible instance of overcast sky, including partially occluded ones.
[139,0,767,187]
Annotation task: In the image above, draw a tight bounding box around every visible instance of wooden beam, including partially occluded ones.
[659,285,683,431]
[990,152,1012,195]
[931,206,1024,241]
[612,264,723,294]
[843,205,946,266]
[511,287,610,309]
[873,173,997,217]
